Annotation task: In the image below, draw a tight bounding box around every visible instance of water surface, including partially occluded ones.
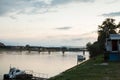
[0,51,89,79]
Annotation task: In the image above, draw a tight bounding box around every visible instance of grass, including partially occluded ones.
[48,55,120,80]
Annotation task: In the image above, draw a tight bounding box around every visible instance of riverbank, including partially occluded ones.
[48,55,120,80]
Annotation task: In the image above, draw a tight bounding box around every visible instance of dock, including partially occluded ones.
[25,70,48,80]
[32,77,47,80]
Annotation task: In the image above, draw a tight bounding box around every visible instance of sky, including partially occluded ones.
[0,0,120,47]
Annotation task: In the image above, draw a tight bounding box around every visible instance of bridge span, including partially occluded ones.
[26,46,88,55]
[0,46,88,55]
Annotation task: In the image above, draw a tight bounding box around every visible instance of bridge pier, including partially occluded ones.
[62,51,65,56]
[48,51,51,54]
[28,50,31,53]
[83,50,85,56]
[38,50,41,53]
[38,49,41,53]
[38,48,41,53]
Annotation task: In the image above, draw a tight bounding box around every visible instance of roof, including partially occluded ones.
[109,34,120,40]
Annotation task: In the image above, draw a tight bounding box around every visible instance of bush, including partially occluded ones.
[86,41,101,58]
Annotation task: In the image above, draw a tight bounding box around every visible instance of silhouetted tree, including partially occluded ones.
[86,42,100,58]
[0,42,5,47]
[0,42,5,49]
[25,44,30,50]
[86,42,92,50]
[98,18,120,52]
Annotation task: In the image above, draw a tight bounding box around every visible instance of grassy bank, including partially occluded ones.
[48,55,120,80]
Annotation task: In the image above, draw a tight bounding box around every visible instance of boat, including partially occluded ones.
[77,55,86,61]
[3,67,33,80]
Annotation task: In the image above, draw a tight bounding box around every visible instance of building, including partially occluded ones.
[106,34,120,61]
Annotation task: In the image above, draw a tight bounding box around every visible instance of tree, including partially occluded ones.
[0,42,5,47]
[98,18,120,52]
[86,18,120,59]
[86,42,92,51]
[25,44,30,50]
[86,42,101,58]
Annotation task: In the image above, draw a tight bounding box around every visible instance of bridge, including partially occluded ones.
[25,46,88,55]
[1,46,88,55]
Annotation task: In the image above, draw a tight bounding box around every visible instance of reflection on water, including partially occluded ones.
[0,51,89,79]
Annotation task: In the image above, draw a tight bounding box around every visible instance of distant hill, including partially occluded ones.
[0,42,5,46]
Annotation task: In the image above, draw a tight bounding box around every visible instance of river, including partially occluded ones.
[0,51,89,79]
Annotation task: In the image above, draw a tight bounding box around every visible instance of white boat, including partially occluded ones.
[3,67,33,80]
[77,55,86,61]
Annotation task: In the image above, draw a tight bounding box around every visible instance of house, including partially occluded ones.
[106,34,120,61]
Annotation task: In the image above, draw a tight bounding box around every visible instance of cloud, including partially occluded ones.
[70,30,97,42]
[0,0,50,16]
[71,38,83,41]
[55,26,72,30]
[9,15,17,19]
[51,0,94,6]
[80,30,97,36]
[102,11,120,17]
[0,0,95,16]
[105,0,120,4]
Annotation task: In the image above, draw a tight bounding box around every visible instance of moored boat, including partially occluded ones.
[3,67,33,80]
[77,55,86,61]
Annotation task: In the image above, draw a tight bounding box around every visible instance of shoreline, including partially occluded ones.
[48,55,120,80]
[48,59,89,80]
